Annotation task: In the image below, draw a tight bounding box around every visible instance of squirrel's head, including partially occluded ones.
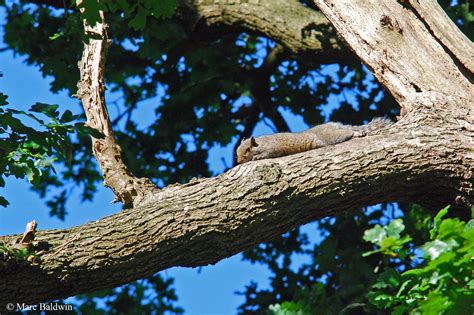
[236,137,259,164]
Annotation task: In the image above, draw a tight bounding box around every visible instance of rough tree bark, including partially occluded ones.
[0,0,472,305]
[75,8,158,207]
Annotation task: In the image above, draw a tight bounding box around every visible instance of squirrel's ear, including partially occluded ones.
[250,137,258,147]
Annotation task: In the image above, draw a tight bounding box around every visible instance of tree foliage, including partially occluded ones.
[365,206,473,314]
[265,206,473,314]
[0,91,99,216]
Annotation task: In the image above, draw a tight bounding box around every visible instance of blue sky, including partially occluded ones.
[0,8,322,314]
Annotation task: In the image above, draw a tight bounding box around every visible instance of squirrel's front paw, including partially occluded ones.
[251,153,269,161]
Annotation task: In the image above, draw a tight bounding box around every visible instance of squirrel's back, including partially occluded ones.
[236,117,393,164]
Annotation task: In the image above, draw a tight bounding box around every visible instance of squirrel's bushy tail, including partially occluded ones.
[354,117,393,134]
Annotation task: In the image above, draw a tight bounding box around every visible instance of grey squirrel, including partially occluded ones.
[236,117,393,164]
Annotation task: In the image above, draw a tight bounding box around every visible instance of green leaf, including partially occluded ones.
[363,224,386,244]
[437,218,465,240]
[378,268,401,288]
[386,219,405,238]
[392,305,410,315]
[49,32,62,40]
[106,0,118,13]
[0,93,8,106]
[380,236,399,249]
[426,251,457,270]
[268,302,308,315]
[115,0,130,14]
[75,124,105,139]
[467,279,474,290]
[465,219,474,231]
[128,6,148,31]
[76,0,104,27]
[59,110,79,123]
[23,140,41,150]
[151,0,176,19]
[430,206,450,239]
[368,292,393,309]
[0,196,9,207]
[362,249,382,257]
[421,239,458,260]
[30,103,59,118]
[395,280,412,297]
[419,292,452,314]
[0,112,36,134]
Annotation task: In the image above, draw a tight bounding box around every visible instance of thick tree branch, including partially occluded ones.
[1,108,472,304]
[314,0,473,105]
[407,0,474,74]
[1,0,473,306]
[176,0,354,64]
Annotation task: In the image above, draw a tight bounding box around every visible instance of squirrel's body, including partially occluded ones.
[236,117,392,164]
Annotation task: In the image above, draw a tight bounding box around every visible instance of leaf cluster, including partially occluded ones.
[76,0,177,31]
[365,206,473,314]
[248,205,472,315]
[238,204,451,314]
[0,93,95,212]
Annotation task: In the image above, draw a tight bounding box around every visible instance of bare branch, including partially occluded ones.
[75,7,158,207]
